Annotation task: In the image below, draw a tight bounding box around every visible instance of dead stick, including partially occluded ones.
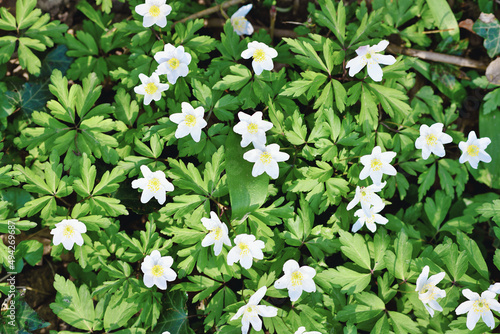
[175,0,246,24]
[387,44,489,70]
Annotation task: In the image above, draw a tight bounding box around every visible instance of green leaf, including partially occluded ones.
[16,0,41,30]
[18,42,41,76]
[336,292,385,322]
[77,0,107,31]
[476,199,500,225]
[0,295,50,333]
[313,0,346,45]
[152,290,194,334]
[226,131,269,220]
[385,231,412,280]
[456,231,489,280]
[425,0,459,42]
[0,8,16,31]
[213,64,252,91]
[283,37,328,72]
[103,289,140,331]
[339,230,371,270]
[389,311,420,333]
[473,15,500,58]
[318,267,371,295]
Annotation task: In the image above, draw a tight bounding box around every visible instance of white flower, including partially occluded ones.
[135,0,172,28]
[233,111,273,148]
[415,266,446,317]
[243,144,289,179]
[489,283,500,294]
[162,332,171,334]
[131,165,174,205]
[201,211,231,256]
[294,327,321,334]
[133,73,169,105]
[169,102,207,142]
[274,259,316,302]
[352,206,388,233]
[346,40,396,82]
[359,146,397,186]
[346,182,386,216]
[231,4,254,36]
[415,123,453,159]
[231,286,278,334]
[227,234,265,269]
[155,44,192,84]
[456,289,500,330]
[241,41,278,75]
[50,219,87,250]
[458,131,492,169]
[141,250,176,290]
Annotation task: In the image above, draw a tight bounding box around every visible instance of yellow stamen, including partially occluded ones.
[291,271,303,287]
[472,298,490,314]
[467,144,479,157]
[213,227,223,240]
[365,52,372,59]
[260,152,272,165]
[370,158,383,171]
[149,5,160,17]
[167,57,180,70]
[147,178,161,192]
[232,17,247,31]
[151,264,164,277]
[238,243,250,256]
[63,225,75,238]
[253,49,266,63]
[145,82,158,95]
[184,114,197,127]
[426,134,437,146]
[247,123,258,134]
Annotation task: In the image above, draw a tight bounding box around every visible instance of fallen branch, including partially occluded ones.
[175,0,246,24]
[387,44,489,70]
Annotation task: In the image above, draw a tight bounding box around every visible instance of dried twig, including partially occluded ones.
[175,0,245,24]
[386,44,489,70]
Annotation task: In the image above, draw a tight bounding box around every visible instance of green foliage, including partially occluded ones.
[474,15,500,58]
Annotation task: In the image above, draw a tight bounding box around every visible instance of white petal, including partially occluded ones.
[367,62,383,82]
[143,15,156,28]
[456,301,473,315]
[249,286,267,305]
[283,259,299,274]
[371,40,390,52]
[249,314,262,331]
[227,247,240,265]
[257,305,278,317]
[140,190,155,203]
[213,240,223,256]
[346,56,365,76]
[374,54,396,65]
[289,287,302,301]
[143,274,154,288]
[466,309,481,330]
[274,276,289,290]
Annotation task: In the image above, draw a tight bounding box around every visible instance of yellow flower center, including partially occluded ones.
[238,243,250,256]
[467,144,479,157]
[184,114,197,127]
[213,227,223,240]
[149,5,160,17]
[426,134,437,146]
[253,49,266,63]
[145,82,158,95]
[365,52,372,59]
[260,152,272,165]
[361,189,367,197]
[147,178,161,192]
[232,17,247,31]
[366,214,376,224]
[247,122,258,134]
[246,305,254,313]
[151,264,164,277]
[419,283,436,301]
[291,271,303,287]
[63,225,75,238]
[370,158,383,171]
[472,298,490,314]
[168,57,180,70]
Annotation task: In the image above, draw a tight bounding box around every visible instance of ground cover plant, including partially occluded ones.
[1,0,500,333]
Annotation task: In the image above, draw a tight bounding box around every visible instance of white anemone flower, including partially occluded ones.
[241,41,278,75]
[489,283,500,294]
[231,4,254,36]
[233,111,273,148]
[227,234,265,269]
[131,165,174,205]
[155,44,192,84]
[458,131,492,169]
[201,211,231,256]
[415,123,453,159]
[243,144,289,179]
[456,289,500,330]
[134,73,169,105]
[135,0,172,28]
[50,219,87,250]
[415,266,446,317]
[294,327,321,334]
[231,286,278,334]
[346,40,396,82]
[274,259,316,302]
[346,182,386,216]
[169,102,207,142]
[352,206,388,233]
[359,146,397,186]
[141,250,176,290]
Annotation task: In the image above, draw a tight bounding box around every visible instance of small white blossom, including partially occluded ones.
[161,332,171,334]
[169,102,207,142]
[231,4,254,36]
[274,259,316,302]
[352,206,388,233]
[489,283,500,294]
[201,211,231,256]
[359,146,397,186]
[415,266,446,317]
[415,123,453,159]
[141,250,176,290]
[131,165,174,205]
[346,182,386,216]
[456,289,500,330]
[294,327,321,334]
[346,40,396,82]
[135,0,172,28]
[50,219,87,250]
[241,41,277,75]
[227,234,265,269]
[243,144,289,179]
[233,111,273,148]
[134,73,169,105]
[155,44,192,84]
[458,131,492,169]
[231,286,278,334]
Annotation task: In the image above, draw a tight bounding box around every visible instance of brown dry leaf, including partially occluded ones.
[459,19,475,33]
[486,57,500,85]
